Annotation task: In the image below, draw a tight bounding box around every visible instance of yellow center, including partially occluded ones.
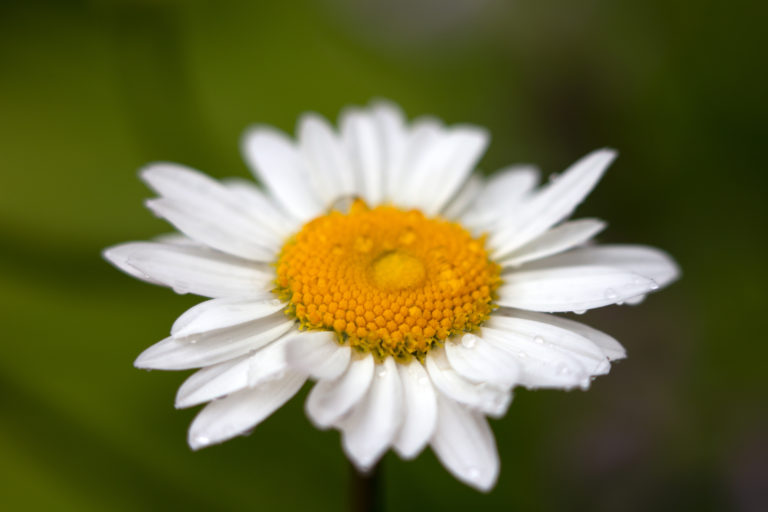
[275,200,501,361]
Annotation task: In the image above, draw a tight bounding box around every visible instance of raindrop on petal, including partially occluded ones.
[462,335,477,348]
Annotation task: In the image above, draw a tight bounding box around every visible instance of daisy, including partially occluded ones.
[104,101,678,491]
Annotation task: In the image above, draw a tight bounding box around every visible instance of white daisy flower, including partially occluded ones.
[104,101,679,492]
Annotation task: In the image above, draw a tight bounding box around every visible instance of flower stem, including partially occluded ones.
[349,461,383,512]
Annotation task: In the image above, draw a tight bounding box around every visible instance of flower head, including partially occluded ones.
[104,101,678,491]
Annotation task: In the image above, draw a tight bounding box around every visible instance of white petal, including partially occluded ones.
[482,164,540,206]
[139,164,282,258]
[441,174,483,220]
[498,218,606,265]
[339,357,403,471]
[497,265,657,312]
[246,334,293,386]
[444,334,521,388]
[388,119,443,202]
[242,126,324,221]
[425,347,511,418]
[103,242,274,298]
[102,243,165,285]
[430,394,499,492]
[175,355,250,409]
[486,311,612,382]
[145,198,278,261]
[393,359,437,459]
[305,354,375,428]
[498,308,626,361]
[153,233,201,247]
[222,178,298,236]
[371,100,408,201]
[284,331,351,380]
[489,149,616,255]
[460,165,539,230]
[403,126,488,215]
[188,370,306,450]
[176,333,297,409]
[134,314,295,370]
[140,162,222,200]
[479,326,591,389]
[171,295,286,338]
[521,244,680,290]
[340,109,385,205]
[298,113,357,205]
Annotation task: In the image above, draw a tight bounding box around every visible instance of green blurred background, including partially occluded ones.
[1,0,766,510]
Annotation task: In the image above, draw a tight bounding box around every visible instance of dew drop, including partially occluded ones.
[462,335,477,349]
[189,339,197,344]
[377,368,388,378]
[573,310,586,315]
[329,195,357,214]
[557,363,570,375]
[517,351,528,359]
[604,288,618,301]
[467,467,481,480]
[649,279,659,290]
[533,336,545,344]
[195,436,210,445]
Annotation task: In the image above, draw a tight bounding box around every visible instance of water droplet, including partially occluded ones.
[557,363,570,375]
[517,351,528,359]
[467,467,481,480]
[377,368,388,378]
[195,436,210,445]
[189,339,197,344]
[604,288,618,301]
[573,310,586,315]
[533,336,545,344]
[649,280,659,290]
[462,335,477,348]
[329,195,358,214]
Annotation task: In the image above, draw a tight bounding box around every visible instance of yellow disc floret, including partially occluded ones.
[275,200,501,361]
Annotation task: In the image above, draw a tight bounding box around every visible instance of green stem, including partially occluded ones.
[349,461,383,512]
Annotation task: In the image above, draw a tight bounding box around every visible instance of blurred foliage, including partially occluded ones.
[1,0,766,510]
